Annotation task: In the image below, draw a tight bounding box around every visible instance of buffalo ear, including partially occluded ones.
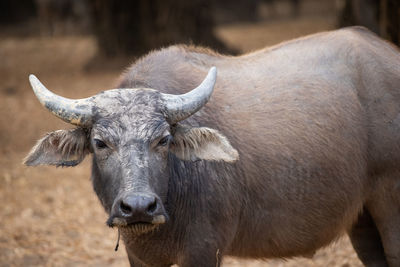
[24,128,90,167]
[170,125,239,162]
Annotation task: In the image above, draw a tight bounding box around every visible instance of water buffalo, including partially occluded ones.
[25,27,400,266]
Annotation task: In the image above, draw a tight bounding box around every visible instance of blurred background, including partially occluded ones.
[0,0,399,266]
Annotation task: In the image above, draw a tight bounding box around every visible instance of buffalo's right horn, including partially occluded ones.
[29,75,94,126]
[162,67,217,124]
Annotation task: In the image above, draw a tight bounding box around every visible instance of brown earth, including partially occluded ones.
[0,11,364,267]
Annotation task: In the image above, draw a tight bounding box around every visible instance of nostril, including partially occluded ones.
[116,195,160,221]
[147,200,157,213]
[120,201,132,215]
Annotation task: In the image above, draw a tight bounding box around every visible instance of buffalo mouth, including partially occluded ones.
[107,215,166,236]
[120,222,159,235]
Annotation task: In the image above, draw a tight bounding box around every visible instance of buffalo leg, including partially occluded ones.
[178,245,222,267]
[127,252,147,267]
[348,208,388,266]
[367,173,400,267]
[178,254,220,267]
[126,249,172,267]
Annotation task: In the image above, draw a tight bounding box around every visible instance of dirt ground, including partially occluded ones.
[1,6,364,267]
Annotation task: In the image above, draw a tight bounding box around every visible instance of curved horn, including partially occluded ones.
[162,67,217,124]
[29,75,93,126]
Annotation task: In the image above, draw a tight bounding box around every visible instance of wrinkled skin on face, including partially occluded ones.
[90,89,170,223]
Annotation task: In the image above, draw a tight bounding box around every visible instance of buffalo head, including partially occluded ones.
[24,67,238,235]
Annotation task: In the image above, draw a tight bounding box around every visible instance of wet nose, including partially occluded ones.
[117,194,159,223]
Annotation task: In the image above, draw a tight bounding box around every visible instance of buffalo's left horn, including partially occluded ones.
[29,75,93,126]
[162,67,217,124]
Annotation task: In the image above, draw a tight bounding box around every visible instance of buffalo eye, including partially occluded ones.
[158,135,171,147]
[94,138,108,149]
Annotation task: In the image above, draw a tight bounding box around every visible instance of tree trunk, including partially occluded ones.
[89,0,234,57]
